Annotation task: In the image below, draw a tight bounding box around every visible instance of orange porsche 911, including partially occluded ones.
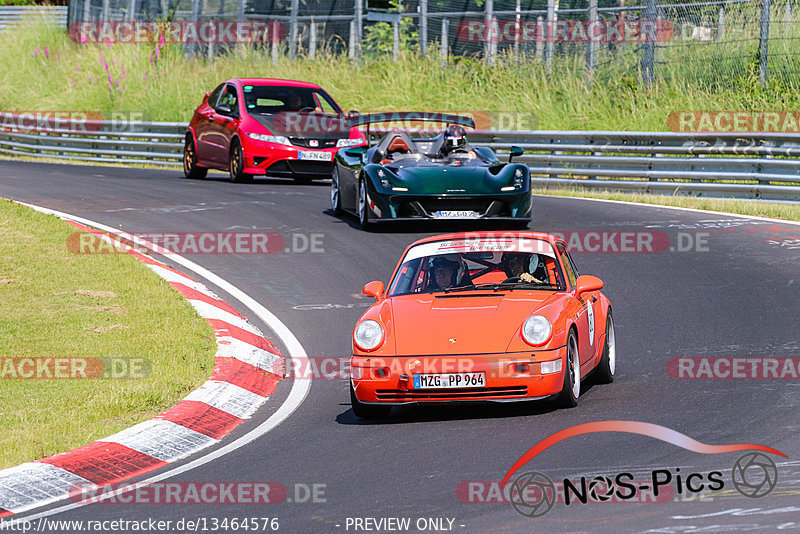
[349,232,616,418]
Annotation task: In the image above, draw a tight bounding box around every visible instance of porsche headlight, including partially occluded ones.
[354,320,384,351]
[247,132,291,145]
[522,315,552,346]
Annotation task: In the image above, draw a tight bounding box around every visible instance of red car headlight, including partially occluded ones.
[246,132,292,145]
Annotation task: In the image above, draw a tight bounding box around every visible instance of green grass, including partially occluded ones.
[0,199,216,469]
[533,186,800,222]
[1,17,799,128]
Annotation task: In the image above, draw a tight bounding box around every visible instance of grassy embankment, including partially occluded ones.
[0,200,216,469]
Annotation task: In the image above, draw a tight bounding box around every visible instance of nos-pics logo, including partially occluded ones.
[502,421,784,518]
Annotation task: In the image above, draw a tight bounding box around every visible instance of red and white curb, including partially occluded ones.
[0,220,286,518]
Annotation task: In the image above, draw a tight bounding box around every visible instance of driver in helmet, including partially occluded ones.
[426,255,473,292]
[501,252,544,284]
[439,124,476,160]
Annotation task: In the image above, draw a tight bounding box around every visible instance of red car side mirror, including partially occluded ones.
[362,280,385,300]
[574,275,603,299]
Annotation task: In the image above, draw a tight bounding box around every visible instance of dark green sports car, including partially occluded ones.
[330,113,531,229]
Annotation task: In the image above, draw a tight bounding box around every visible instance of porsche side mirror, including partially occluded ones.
[574,275,604,299]
[345,146,367,158]
[508,146,524,162]
[362,280,385,300]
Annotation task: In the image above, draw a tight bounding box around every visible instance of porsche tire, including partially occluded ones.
[350,383,390,419]
[595,312,616,384]
[557,330,580,408]
[331,166,343,215]
[229,139,253,183]
[183,135,207,179]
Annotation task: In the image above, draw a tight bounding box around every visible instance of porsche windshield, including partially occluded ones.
[387,238,565,296]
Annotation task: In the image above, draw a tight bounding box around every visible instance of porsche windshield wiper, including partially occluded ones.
[443,283,497,293]
[493,282,560,291]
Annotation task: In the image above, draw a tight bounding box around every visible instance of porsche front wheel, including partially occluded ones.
[350,383,390,419]
[557,330,580,408]
[183,135,207,179]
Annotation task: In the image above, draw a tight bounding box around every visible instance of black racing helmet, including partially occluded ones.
[443,124,467,153]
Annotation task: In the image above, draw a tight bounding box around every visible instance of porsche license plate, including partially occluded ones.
[298,151,333,161]
[412,372,486,389]
[434,210,479,218]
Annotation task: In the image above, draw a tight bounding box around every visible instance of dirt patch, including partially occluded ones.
[89,324,130,333]
[75,290,118,298]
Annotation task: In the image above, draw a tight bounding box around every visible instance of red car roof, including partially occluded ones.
[230,78,323,89]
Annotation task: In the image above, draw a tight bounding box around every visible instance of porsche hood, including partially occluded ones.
[389,292,557,356]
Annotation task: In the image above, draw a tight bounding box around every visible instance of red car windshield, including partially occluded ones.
[242,85,343,115]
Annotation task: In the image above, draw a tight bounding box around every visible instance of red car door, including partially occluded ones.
[208,84,241,167]
[195,84,224,167]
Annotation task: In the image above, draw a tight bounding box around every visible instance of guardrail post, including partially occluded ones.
[82,0,92,23]
[514,0,521,61]
[393,18,400,60]
[309,19,317,60]
[759,0,771,86]
[641,0,656,86]
[485,0,494,66]
[585,0,597,85]
[536,16,544,62]
[354,0,363,64]
[419,0,428,55]
[272,27,279,63]
[289,0,299,59]
[441,18,449,66]
[545,0,557,74]
[349,19,356,60]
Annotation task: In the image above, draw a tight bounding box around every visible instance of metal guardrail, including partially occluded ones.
[0,6,67,31]
[1,114,799,200]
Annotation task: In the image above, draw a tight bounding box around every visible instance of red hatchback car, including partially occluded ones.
[184,78,366,183]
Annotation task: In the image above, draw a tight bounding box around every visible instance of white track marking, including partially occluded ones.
[183,381,266,419]
[101,420,218,462]
[534,194,800,227]
[186,299,262,336]
[214,336,283,375]
[9,202,311,521]
[0,464,90,512]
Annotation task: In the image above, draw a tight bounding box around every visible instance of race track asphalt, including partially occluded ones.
[1,159,799,533]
